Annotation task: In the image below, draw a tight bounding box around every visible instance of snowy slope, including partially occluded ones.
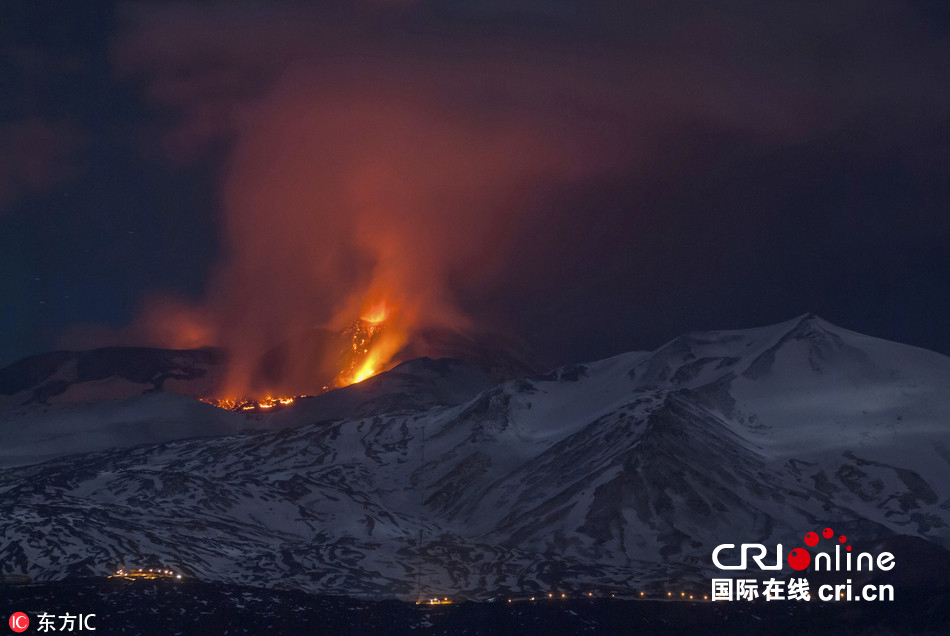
[1,315,949,599]
[0,357,501,469]
[0,347,224,408]
[0,392,248,468]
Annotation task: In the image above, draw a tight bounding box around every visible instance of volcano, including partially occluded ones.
[0,320,533,409]
[1,315,949,599]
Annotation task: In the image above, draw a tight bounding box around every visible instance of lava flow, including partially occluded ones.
[200,395,302,412]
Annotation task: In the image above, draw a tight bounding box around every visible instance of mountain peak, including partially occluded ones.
[791,312,833,329]
[784,312,839,340]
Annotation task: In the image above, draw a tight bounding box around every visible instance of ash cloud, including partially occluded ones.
[107,1,950,382]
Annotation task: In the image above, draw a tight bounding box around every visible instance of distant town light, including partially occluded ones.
[109,567,180,582]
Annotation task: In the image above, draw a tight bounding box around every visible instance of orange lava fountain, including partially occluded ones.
[334,298,407,388]
[202,298,407,411]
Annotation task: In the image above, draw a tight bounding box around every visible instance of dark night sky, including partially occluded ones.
[2,0,949,371]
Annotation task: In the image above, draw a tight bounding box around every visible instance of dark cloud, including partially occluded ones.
[2,0,948,372]
[0,118,84,212]
[0,4,110,213]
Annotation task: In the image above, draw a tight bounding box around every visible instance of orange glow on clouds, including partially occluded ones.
[361,301,389,324]
[111,41,608,402]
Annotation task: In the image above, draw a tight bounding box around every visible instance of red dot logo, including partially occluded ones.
[804,531,819,547]
[9,613,29,633]
[822,527,834,539]
[788,548,811,571]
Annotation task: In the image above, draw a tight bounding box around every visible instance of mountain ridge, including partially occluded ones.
[2,315,948,598]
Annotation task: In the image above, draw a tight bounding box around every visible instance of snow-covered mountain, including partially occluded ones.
[2,315,948,599]
[0,357,506,469]
[0,347,225,408]
[0,328,525,468]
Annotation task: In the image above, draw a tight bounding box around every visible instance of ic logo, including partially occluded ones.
[8,612,29,633]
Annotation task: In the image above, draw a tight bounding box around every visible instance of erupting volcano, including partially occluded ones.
[201,299,408,411]
[108,61,591,413]
[335,301,406,388]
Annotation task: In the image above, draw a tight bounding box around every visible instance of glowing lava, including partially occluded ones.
[202,299,408,410]
[334,300,407,388]
[201,395,302,412]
